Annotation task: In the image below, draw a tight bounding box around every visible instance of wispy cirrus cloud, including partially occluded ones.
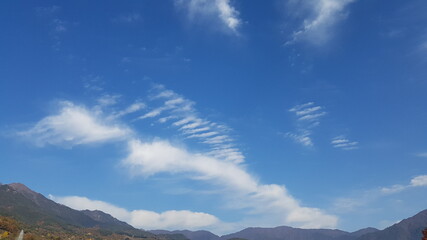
[138,84,243,164]
[285,130,313,147]
[112,101,146,119]
[285,0,356,45]
[175,0,241,34]
[286,102,326,147]
[331,136,359,150]
[289,102,326,125]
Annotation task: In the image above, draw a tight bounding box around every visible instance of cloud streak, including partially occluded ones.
[285,0,356,45]
[286,102,326,147]
[138,85,244,164]
[175,0,241,34]
[331,136,358,150]
[416,152,427,158]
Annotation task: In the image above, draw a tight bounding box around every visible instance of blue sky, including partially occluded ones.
[1,0,427,235]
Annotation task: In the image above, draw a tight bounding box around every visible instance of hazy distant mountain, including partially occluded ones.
[355,210,427,240]
[150,215,426,240]
[222,226,350,240]
[152,226,379,240]
[151,230,220,240]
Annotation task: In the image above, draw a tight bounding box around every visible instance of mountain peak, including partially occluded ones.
[8,183,34,193]
[6,183,45,205]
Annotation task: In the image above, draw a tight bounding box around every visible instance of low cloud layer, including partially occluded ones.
[50,195,219,230]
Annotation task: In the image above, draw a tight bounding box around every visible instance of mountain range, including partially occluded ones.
[0,182,426,240]
[151,226,379,240]
[152,210,427,240]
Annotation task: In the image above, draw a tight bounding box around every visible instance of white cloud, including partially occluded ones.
[203,135,230,145]
[139,108,164,119]
[181,121,205,130]
[410,175,427,187]
[380,175,427,193]
[286,131,313,147]
[132,210,219,230]
[122,139,338,229]
[286,0,356,45]
[295,106,322,116]
[184,127,212,134]
[50,195,130,221]
[19,101,131,147]
[216,0,240,31]
[290,102,326,123]
[175,0,241,33]
[331,136,358,150]
[289,102,314,112]
[50,195,219,230]
[298,112,327,121]
[188,131,218,138]
[286,102,325,147]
